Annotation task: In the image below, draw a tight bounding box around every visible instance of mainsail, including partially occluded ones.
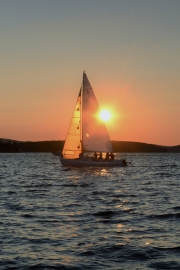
[82,73,113,152]
[62,89,82,159]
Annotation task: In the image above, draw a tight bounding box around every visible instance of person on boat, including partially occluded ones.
[92,152,97,161]
[79,152,83,159]
[110,152,114,161]
[97,152,103,161]
[122,158,127,166]
[104,152,110,161]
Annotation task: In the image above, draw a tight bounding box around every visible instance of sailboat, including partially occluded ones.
[60,72,127,167]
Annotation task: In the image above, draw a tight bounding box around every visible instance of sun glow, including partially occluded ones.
[100,110,111,122]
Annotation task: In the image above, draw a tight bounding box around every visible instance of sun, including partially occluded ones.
[100,110,111,121]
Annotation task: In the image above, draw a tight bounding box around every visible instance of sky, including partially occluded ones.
[0,0,180,146]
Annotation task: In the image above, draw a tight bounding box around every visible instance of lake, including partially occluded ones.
[0,153,180,270]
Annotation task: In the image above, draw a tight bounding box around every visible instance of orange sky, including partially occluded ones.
[0,1,180,146]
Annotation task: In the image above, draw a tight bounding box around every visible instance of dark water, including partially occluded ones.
[0,153,180,270]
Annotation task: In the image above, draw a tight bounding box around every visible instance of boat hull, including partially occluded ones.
[60,158,126,167]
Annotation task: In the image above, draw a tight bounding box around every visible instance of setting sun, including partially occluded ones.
[100,110,111,122]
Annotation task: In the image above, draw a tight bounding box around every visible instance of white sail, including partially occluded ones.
[82,73,113,152]
[62,89,82,159]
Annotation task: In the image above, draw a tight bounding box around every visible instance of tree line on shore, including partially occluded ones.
[0,139,179,153]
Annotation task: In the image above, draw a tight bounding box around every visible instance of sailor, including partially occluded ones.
[122,158,127,166]
[93,152,97,161]
[110,152,114,161]
[105,152,110,161]
[79,152,83,159]
[97,152,102,161]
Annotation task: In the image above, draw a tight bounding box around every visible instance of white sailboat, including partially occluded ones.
[60,72,127,167]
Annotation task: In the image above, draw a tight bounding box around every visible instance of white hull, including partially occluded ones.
[60,157,127,167]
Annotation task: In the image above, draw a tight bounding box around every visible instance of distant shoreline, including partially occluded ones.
[0,139,180,153]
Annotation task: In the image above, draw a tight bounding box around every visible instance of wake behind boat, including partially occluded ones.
[60,72,128,167]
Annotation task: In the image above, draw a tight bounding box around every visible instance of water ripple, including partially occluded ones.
[0,153,180,269]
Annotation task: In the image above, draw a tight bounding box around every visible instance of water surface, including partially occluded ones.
[0,153,180,269]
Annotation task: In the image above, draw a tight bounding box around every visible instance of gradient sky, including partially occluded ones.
[0,0,180,146]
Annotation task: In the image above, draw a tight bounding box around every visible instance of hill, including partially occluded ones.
[0,138,179,153]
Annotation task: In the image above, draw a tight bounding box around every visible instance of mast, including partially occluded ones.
[81,71,85,153]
